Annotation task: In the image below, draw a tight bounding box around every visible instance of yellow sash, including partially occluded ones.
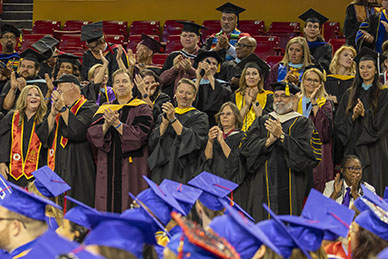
[175,107,196,115]
[327,74,355,80]
[94,98,147,115]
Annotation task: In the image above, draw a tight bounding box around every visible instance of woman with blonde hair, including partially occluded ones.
[297,67,333,192]
[266,36,313,89]
[0,85,47,187]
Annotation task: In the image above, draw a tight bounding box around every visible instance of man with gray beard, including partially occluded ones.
[240,81,321,221]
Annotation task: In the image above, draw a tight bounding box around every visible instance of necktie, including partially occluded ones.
[342,187,351,207]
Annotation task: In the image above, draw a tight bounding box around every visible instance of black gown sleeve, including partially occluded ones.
[0,111,13,163]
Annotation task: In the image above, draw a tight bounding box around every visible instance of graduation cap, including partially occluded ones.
[19,48,46,64]
[354,185,388,212]
[56,53,81,67]
[167,211,240,259]
[262,204,312,259]
[271,80,301,96]
[25,231,103,259]
[1,181,61,221]
[64,196,100,229]
[81,21,104,43]
[178,21,206,36]
[1,24,21,38]
[355,205,388,241]
[54,74,81,87]
[378,247,388,259]
[139,34,162,53]
[237,53,271,79]
[83,212,157,257]
[209,202,282,258]
[354,47,387,68]
[300,189,355,240]
[159,179,203,215]
[299,8,329,25]
[216,2,246,17]
[31,35,59,60]
[194,50,223,64]
[0,174,12,205]
[32,166,71,198]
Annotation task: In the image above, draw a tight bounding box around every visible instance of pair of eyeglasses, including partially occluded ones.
[0,217,27,229]
[235,43,254,48]
[304,78,320,84]
[343,167,362,172]
[274,94,291,99]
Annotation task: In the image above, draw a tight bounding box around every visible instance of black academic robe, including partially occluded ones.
[0,112,47,187]
[334,87,388,195]
[38,62,54,79]
[36,100,98,207]
[80,45,128,85]
[240,113,321,221]
[194,80,232,127]
[216,60,241,92]
[148,108,209,184]
[309,41,333,72]
[151,92,171,123]
[0,79,48,115]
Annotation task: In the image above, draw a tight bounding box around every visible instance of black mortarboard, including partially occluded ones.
[216,2,246,16]
[1,24,21,38]
[354,47,387,64]
[299,8,329,25]
[139,34,162,53]
[57,53,81,67]
[272,81,301,96]
[20,48,46,63]
[178,21,206,36]
[237,53,271,78]
[194,50,223,64]
[54,74,81,86]
[81,21,104,43]
[31,35,59,60]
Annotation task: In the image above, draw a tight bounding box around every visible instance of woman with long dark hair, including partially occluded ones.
[335,47,388,195]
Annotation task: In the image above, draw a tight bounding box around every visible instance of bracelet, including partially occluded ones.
[115,122,122,129]
[311,103,318,107]
[255,101,259,107]
[169,117,177,124]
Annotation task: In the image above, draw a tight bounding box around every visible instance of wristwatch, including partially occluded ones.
[60,106,68,113]
[143,94,148,98]
[279,134,285,142]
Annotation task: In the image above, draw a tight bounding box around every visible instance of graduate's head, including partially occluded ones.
[54,53,81,80]
[329,45,356,75]
[235,36,257,59]
[299,9,328,42]
[16,85,47,124]
[215,101,243,131]
[238,54,270,93]
[300,68,327,98]
[272,81,300,115]
[88,63,108,85]
[19,58,40,80]
[54,74,82,105]
[179,22,204,52]
[382,0,388,10]
[340,155,363,186]
[0,24,20,53]
[140,69,161,98]
[136,34,161,64]
[175,78,197,109]
[216,3,245,34]
[282,37,312,67]
[56,218,88,243]
[195,50,223,78]
[195,200,224,228]
[112,68,134,101]
[289,246,328,259]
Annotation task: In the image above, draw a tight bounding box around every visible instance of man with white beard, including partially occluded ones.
[240,81,321,221]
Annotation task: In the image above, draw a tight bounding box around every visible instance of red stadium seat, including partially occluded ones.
[21,34,47,52]
[253,36,281,60]
[202,20,221,40]
[105,34,125,46]
[127,34,160,53]
[63,20,92,31]
[103,21,128,38]
[53,30,80,41]
[59,34,86,52]
[153,53,169,66]
[265,55,284,68]
[323,21,341,41]
[130,21,160,36]
[239,20,265,36]
[165,41,182,53]
[267,22,300,49]
[328,38,346,54]
[162,20,192,42]
[32,20,61,34]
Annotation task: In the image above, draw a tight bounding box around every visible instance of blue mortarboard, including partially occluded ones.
[160,179,203,215]
[1,181,61,221]
[263,204,312,259]
[378,246,388,259]
[359,185,388,211]
[0,175,12,205]
[64,196,100,229]
[188,171,237,211]
[24,231,102,259]
[354,198,388,241]
[84,212,157,257]
[209,202,282,258]
[301,189,355,240]
[32,166,71,198]
[167,212,240,259]
[384,187,388,201]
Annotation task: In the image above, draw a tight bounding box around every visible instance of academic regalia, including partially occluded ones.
[0,24,20,71]
[87,98,153,212]
[297,97,334,192]
[194,79,232,126]
[240,111,321,221]
[148,107,208,184]
[356,9,388,52]
[335,87,388,195]
[308,41,333,72]
[344,1,381,47]
[160,49,199,98]
[265,62,307,90]
[36,96,97,207]
[232,90,274,131]
[0,111,47,187]
[81,82,116,106]
[150,92,171,122]
[216,59,241,92]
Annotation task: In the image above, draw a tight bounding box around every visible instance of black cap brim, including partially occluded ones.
[354,47,387,64]
[81,21,104,43]
[216,2,246,15]
[237,53,270,78]
[140,34,162,53]
[20,48,46,63]
[1,24,21,38]
[56,53,81,66]
[178,21,207,35]
[194,50,223,64]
